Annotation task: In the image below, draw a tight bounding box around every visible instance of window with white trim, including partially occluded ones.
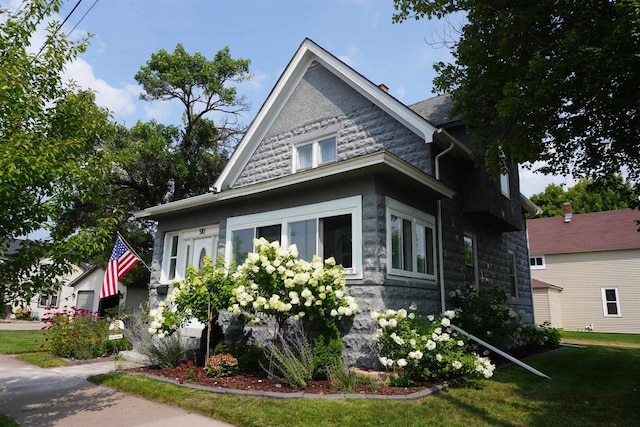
[226,196,362,277]
[500,173,510,198]
[162,226,219,283]
[293,137,336,171]
[386,198,436,280]
[508,250,518,298]
[601,287,621,317]
[38,292,59,307]
[530,255,546,270]
[464,233,478,287]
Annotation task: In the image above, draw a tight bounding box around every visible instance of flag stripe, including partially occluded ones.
[100,237,140,300]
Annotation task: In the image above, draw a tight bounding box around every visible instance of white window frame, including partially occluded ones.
[500,173,510,198]
[508,250,518,298]
[386,197,437,281]
[161,225,219,284]
[292,132,338,173]
[225,196,362,278]
[464,232,479,288]
[601,287,622,317]
[530,255,546,270]
[38,291,60,308]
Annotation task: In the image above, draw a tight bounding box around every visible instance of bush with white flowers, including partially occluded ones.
[228,238,358,325]
[372,303,495,385]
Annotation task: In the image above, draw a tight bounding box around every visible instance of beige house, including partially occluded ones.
[528,205,640,333]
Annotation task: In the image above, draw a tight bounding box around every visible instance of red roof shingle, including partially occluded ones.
[527,208,640,255]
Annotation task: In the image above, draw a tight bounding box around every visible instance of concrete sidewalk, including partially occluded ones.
[0,353,235,427]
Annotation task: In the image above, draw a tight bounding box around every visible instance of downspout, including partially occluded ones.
[434,135,456,314]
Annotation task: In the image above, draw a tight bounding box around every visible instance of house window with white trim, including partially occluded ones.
[508,250,518,298]
[464,233,478,287]
[293,137,336,171]
[162,226,219,283]
[530,255,545,270]
[500,173,510,198]
[601,288,621,317]
[386,198,436,280]
[38,292,59,307]
[226,196,361,277]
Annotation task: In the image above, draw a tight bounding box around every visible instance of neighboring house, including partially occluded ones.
[528,205,640,333]
[2,239,146,320]
[135,39,537,366]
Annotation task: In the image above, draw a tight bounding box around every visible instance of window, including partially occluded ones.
[464,233,478,287]
[226,196,362,277]
[530,255,546,270]
[500,173,510,198]
[601,288,621,317]
[294,137,336,171]
[38,292,59,307]
[508,250,518,298]
[162,226,219,283]
[386,198,436,280]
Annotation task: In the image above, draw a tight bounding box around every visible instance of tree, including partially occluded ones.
[393,1,640,201]
[530,175,637,217]
[132,44,252,201]
[0,1,120,305]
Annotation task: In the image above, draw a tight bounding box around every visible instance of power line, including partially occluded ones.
[68,0,100,37]
[36,0,83,58]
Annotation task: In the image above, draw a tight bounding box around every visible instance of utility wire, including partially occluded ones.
[36,0,83,57]
[67,0,99,37]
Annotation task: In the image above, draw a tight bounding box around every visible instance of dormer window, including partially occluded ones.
[294,137,336,171]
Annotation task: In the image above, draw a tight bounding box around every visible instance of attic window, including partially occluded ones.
[294,137,336,171]
[530,255,545,270]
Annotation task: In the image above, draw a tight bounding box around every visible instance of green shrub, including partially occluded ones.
[212,335,265,374]
[327,363,357,392]
[205,353,238,377]
[311,320,343,380]
[142,334,188,369]
[260,320,314,388]
[42,306,127,359]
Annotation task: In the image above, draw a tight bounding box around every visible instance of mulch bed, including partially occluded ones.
[128,366,434,396]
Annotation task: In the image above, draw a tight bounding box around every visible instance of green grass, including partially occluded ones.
[0,413,20,427]
[15,351,69,368]
[0,330,45,354]
[560,330,640,346]
[91,346,640,427]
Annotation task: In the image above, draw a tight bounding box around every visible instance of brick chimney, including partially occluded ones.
[378,83,389,93]
[563,202,573,223]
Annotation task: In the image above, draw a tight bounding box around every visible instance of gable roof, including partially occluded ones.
[528,208,640,255]
[409,94,461,127]
[532,278,563,291]
[213,38,439,193]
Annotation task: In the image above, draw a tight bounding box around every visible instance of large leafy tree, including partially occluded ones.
[393,1,640,200]
[130,44,252,202]
[0,1,119,304]
[530,175,637,217]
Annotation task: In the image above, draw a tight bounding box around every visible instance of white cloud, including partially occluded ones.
[62,58,139,121]
[519,164,577,198]
[338,44,361,69]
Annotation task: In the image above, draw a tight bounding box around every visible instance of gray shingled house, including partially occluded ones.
[135,39,538,367]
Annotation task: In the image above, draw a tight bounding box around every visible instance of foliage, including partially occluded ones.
[228,237,358,325]
[449,285,560,352]
[205,353,238,378]
[13,306,32,321]
[259,320,315,388]
[530,175,638,217]
[0,0,120,304]
[327,363,358,393]
[41,306,127,359]
[372,305,495,385]
[131,43,251,202]
[141,334,189,369]
[93,346,640,427]
[212,335,266,374]
[393,0,640,199]
[311,320,344,380]
[176,360,206,384]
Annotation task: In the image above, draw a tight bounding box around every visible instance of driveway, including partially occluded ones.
[0,353,235,427]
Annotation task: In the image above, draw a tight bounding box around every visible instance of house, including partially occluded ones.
[2,239,147,320]
[528,204,640,333]
[135,39,537,366]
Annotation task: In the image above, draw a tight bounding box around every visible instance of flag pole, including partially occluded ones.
[117,231,152,272]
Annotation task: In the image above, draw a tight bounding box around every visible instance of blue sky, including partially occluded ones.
[5,0,575,196]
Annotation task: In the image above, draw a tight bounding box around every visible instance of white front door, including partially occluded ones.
[192,235,216,269]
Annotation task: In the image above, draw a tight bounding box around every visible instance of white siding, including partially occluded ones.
[531,249,640,333]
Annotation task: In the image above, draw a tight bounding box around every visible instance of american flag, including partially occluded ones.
[100,237,140,300]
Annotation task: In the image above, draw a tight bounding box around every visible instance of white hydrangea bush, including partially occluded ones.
[372,304,495,385]
[228,237,358,324]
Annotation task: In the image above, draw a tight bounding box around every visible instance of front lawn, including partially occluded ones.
[91,346,640,427]
[0,330,45,354]
[560,330,640,346]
